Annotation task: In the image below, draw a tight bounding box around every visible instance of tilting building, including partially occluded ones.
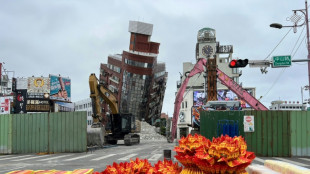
[99,21,167,125]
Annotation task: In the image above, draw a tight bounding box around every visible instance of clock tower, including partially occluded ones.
[196,28,216,60]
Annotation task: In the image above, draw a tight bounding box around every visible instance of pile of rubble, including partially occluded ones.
[138,121,167,141]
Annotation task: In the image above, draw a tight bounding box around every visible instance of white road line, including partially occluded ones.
[63,154,94,162]
[91,154,116,161]
[254,157,265,163]
[0,166,26,173]
[0,155,32,160]
[118,154,137,161]
[273,157,309,167]
[299,158,310,162]
[38,154,74,161]
[12,155,47,161]
[148,154,162,161]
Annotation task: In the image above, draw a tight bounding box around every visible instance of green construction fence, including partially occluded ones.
[0,111,87,154]
[200,110,310,157]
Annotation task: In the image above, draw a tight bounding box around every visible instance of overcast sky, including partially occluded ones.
[1,0,308,114]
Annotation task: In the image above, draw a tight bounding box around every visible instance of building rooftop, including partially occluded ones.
[128,21,153,36]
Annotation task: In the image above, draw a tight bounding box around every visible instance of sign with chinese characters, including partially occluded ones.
[26,99,50,112]
[272,55,291,67]
[0,96,13,114]
[14,89,27,114]
[244,115,254,132]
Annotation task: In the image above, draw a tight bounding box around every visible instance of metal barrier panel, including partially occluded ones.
[290,111,310,156]
[0,114,12,154]
[7,112,87,154]
[200,111,245,140]
[12,113,49,154]
[49,111,87,153]
[244,110,290,157]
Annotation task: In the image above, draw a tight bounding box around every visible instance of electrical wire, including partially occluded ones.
[293,34,307,59]
[264,28,293,60]
[261,25,305,98]
[291,25,306,55]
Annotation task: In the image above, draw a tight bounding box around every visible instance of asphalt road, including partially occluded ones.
[1,140,310,173]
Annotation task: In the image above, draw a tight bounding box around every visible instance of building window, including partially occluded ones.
[108,64,121,73]
[124,58,153,68]
[185,101,187,108]
[182,102,184,109]
[155,71,165,78]
[232,68,238,74]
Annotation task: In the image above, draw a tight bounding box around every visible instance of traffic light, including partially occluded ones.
[229,59,249,68]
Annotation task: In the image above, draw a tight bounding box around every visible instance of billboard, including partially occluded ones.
[50,75,71,102]
[191,105,213,128]
[28,77,50,93]
[193,91,206,106]
[26,99,50,112]
[14,89,27,114]
[16,78,28,89]
[217,88,254,108]
[0,96,13,114]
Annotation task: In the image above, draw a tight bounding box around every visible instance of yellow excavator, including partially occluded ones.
[88,73,140,146]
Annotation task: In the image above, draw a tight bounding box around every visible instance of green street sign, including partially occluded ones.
[272,55,291,67]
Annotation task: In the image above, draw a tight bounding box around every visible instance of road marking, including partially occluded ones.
[63,154,94,161]
[148,154,162,161]
[12,155,46,161]
[38,154,74,161]
[118,154,137,161]
[0,155,32,160]
[0,166,26,173]
[299,158,310,162]
[254,157,265,163]
[273,157,309,167]
[91,154,116,161]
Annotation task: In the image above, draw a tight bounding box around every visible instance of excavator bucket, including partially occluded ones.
[87,127,105,147]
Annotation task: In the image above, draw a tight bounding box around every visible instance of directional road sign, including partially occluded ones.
[272,55,291,67]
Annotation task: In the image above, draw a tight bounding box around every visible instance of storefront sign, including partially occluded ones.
[14,89,27,114]
[26,99,50,112]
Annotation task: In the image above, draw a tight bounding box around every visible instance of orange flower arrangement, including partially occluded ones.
[174,134,211,169]
[153,159,182,174]
[95,158,182,174]
[100,158,153,174]
[176,134,255,174]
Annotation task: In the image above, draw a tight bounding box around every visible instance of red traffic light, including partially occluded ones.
[229,59,237,67]
[229,59,248,68]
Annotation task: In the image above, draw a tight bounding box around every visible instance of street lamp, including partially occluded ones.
[270,0,310,92]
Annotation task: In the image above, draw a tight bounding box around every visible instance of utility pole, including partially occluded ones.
[270,0,310,95]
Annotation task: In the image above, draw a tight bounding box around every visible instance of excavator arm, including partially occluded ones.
[216,69,268,110]
[89,73,119,127]
[170,58,268,142]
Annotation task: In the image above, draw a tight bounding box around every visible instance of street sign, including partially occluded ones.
[244,115,254,132]
[272,55,291,67]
